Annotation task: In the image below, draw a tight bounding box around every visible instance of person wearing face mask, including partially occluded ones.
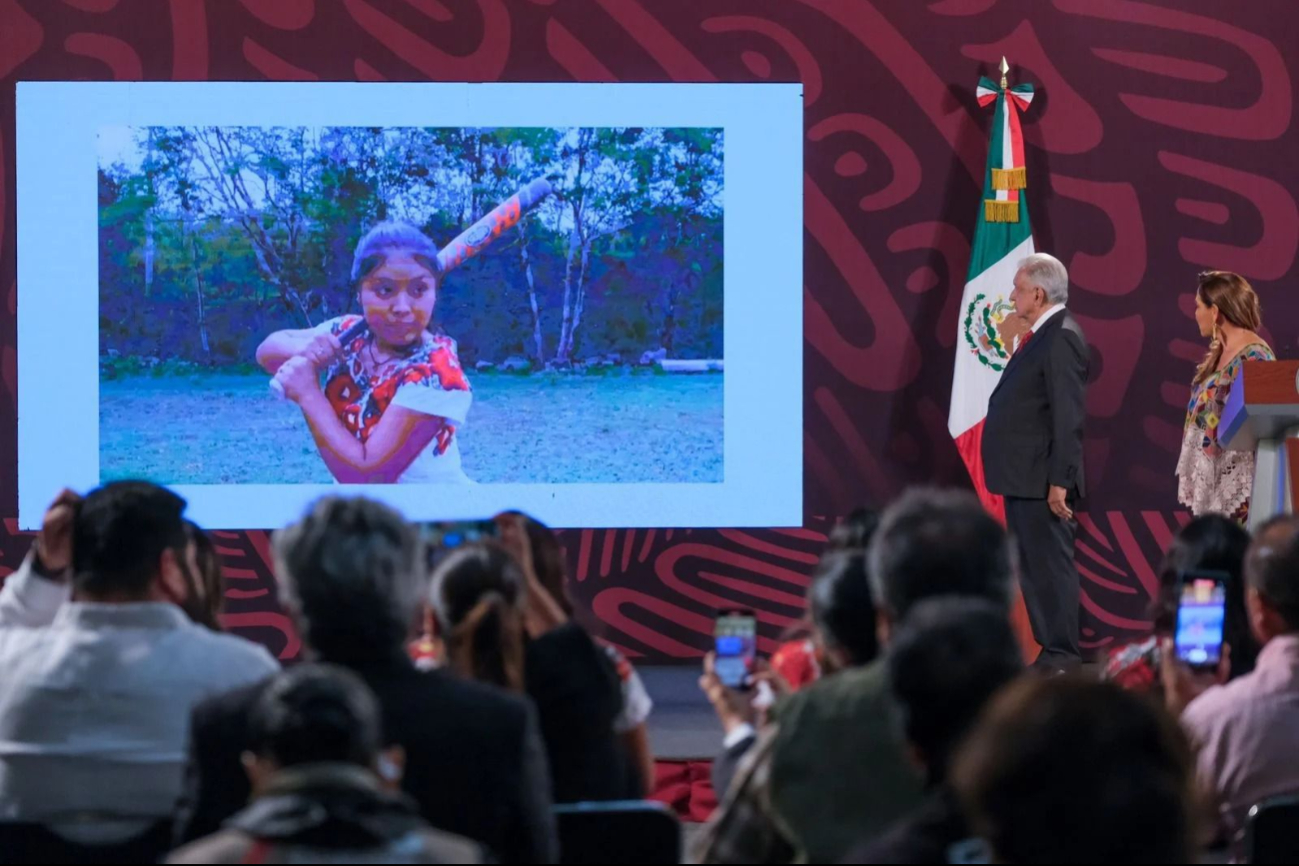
[0,483,278,862]
[256,221,473,484]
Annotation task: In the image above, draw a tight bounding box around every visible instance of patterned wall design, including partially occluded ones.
[1,0,1295,661]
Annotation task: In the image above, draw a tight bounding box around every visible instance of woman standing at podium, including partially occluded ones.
[1176,271,1274,522]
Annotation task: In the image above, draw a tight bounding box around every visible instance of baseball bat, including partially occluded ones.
[271,178,555,398]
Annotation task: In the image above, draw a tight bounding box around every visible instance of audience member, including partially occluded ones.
[169,664,482,863]
[842,597,1022,863]
[1104,514,1254,692]
[0,483,278,857]
[696,487,1014,864]
[431,541,640,804]
[953,677,1198,863]
[1164,515,1299,849]
[177,497,557,863]
[768,508,881,693]
[182,519,225,632]
[826,506,880,552]
[498,511,656,795]
[700,547,879,801]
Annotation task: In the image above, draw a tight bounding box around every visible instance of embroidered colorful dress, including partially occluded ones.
[314,315,473,484]
[1176,342,1274,520]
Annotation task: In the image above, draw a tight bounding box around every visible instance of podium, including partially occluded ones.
[1219,360,1299,530]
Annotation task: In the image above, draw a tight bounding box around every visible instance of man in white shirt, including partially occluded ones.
[0,482,278,849]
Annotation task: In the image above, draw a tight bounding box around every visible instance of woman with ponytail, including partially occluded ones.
[434,545,527,692]
[1176,271,1274,522]
[431,542,639,803]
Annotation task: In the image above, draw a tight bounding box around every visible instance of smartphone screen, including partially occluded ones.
[714,609,757,689]
[422,519,499,567]
[1175,571,1228,669]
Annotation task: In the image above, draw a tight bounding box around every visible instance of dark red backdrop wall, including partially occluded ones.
[2,0,1295,663]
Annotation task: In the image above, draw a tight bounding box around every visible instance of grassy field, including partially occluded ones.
[100,370,724,484]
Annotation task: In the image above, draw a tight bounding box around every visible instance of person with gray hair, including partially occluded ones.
[694,487,1018,864]
[176,496,558,863]
[255,221,474,484]
[981,251,1089,673]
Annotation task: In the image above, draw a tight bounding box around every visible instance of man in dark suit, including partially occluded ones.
[982,252,1088,672]
[174,497,558,863]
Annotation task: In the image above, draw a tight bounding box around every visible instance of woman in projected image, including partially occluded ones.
[256,222,472,484]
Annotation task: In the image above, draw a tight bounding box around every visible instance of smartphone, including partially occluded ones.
[422,519,499,567]
[714,609,757,690]
[1174,570,1229,671]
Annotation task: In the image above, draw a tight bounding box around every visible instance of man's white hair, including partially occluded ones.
[1017,253,1069,305]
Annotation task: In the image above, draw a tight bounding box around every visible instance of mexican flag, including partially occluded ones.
[949,74,1037,522]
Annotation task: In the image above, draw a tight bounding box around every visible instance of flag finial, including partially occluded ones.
[999,56,1010,89]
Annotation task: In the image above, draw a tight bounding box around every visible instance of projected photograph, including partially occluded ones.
[97,125,724,485]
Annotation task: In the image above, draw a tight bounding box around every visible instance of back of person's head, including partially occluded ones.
[887,597,1022,785]
[501,510,573,615]
[273,496,422,663]
[71,480,188,599]
[1244,515,1299,640]
[826,507,879,552]
[430,541,526,691]
[1156,514,1255,675]
[1194,270,1262,386]
[868,488,1013,622]
[952,677,1196,864]
[248,663,382,771]
[184,519,224,631]
[807,550,878,670]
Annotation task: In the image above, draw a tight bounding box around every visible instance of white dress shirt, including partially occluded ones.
[0,555,279,840]
[1013,303,1066,354]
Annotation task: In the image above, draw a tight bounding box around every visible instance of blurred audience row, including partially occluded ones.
[2,481,1298,862]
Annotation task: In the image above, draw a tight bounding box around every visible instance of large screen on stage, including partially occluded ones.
[16,82,801,529]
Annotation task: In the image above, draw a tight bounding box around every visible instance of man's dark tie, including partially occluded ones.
[1015,329,1034,356]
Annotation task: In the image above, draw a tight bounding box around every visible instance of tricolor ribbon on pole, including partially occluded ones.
[975,74,1036,223]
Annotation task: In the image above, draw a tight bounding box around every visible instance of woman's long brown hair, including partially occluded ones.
[1193,271,1262,386]
[433,542,527,692]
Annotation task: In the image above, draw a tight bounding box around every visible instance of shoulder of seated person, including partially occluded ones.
[774,661,889,717]
[1182,677,1246,721]
[418,829,486,863]
[418,667,533,719]
[165,829,254,864]
[182,630,280,679]
[191,676,270,723]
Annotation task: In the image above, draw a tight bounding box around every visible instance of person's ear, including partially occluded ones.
[242,751,276,794]
[374,745,405,791]
[156,547,189,604]
[876,609,894,649]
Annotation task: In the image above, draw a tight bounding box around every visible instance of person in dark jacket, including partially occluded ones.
[842,598,1022,864]
[431,541,639,804]
[981,252,1089,672]
[169,664,482,864]
[174,496,557,863]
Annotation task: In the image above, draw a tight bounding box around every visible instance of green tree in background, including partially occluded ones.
[98,126,723,369]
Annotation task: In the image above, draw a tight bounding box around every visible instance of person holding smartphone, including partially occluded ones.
[1103,514,1256,695]
[1162,516,1299,853]
[696,548,884,856]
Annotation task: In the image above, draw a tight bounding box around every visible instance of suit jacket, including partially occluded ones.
[982,309,1089,499]
[174,653,557,864]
